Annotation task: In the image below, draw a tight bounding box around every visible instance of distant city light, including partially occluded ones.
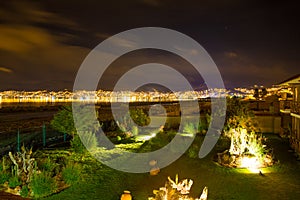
[0,86,283,103]
[0,89,229,103]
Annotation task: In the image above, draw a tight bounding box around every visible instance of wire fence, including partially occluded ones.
[0,125,72,156]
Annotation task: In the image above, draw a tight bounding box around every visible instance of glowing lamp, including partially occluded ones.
[120,190,132,200]
[240,156,261,173]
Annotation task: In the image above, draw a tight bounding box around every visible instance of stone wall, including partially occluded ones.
[254,115,281,134]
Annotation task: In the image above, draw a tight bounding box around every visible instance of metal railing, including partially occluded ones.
[0,125,70,155]
[280,100,292,110]
[292,101,300,114]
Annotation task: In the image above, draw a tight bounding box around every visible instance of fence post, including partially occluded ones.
[42,124,46,147]
[17,129,20,152]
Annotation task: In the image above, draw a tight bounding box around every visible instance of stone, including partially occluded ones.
[199,186,208,200]
[149,160,157,166]
[150,167,160,176]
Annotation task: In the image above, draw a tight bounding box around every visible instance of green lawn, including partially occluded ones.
[45,134,300,200]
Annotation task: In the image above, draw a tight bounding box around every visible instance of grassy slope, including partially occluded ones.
[46,134,300,200]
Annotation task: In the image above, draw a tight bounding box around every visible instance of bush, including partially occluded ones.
[0,172,10,184]
[72,132,98,153]
[139,131,177,152]
[8,176,21,188]
[187,144,199,159]
[182,117,210,136]
[199,113,210,133]
[149,132,173,150]
[71,135,86,154]
[40,157,58,175]
[183,122,197,135]
[30,172,57,198]
[116,108,150,135]
[62,163,82,185]
[0,156,10,172]
[80,131,98,150]
[130,108,150,126]
[184,135,204,159]
[131,125,139,136]
[20,185,29,198]
[51,106,76,135]
[215,136,231,152]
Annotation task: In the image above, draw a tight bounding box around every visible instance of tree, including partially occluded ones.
[116,108,150,136]
[218,97,273,168]
[51,105,100,136]
[51,106,76,136]
[224,97,258,133]
[51,105,100,153]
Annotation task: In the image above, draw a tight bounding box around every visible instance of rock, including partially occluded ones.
[149,160,157,166]
[199,186,208,200]
[223,154,230,163]
[217,152,231,165]
[5,186,21,196]
[150,167,160,176]
[229,155,236,164]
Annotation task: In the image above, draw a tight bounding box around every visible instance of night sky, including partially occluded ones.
[0,0,299,91]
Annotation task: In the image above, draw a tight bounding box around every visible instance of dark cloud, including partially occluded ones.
[215,50,294,88]
[224,52,238,59]
[0,0,89,90]
[0,67,13,73]
[98,49,204,91]
[0,0,299,90]
[141,0,162,7]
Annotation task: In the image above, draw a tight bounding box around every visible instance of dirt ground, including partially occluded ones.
[0,191,29,200]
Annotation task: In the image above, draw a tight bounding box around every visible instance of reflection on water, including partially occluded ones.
[0,102,71,108]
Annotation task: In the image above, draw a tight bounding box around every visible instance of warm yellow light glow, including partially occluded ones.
[135,133,157,141]
[180,133,194,138]
[237,166,274,174]
[240,156,261,173]
[0,89,232,103]
[247,167,261,173]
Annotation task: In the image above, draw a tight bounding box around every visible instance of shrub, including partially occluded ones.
[129,108,150,126]
[182,117,210,136]
[116,108,150,135]
[139,131,177,152]
[62,163,82,185]
[183,122,197,135]
[30,172,57,198]
[51,106,76,136]
[199,113,210,133]
[20,185,29,198]
[185,135,204,159]
[80,131,98,150]
[0,156,10,172]
[8,176,21,188]
[224,97,258,133]
[40,157,58,175]
[215,136,231,152]
[228,128,266,157]
[71,132,98,153]
[131,125,139,136]
[0,172,10,184]
[70,135,86,154]
[117,123,127,133]
[187,144,199,159]
[8,146,37,185]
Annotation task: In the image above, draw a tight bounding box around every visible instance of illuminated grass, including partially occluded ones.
[45,134,300,200]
